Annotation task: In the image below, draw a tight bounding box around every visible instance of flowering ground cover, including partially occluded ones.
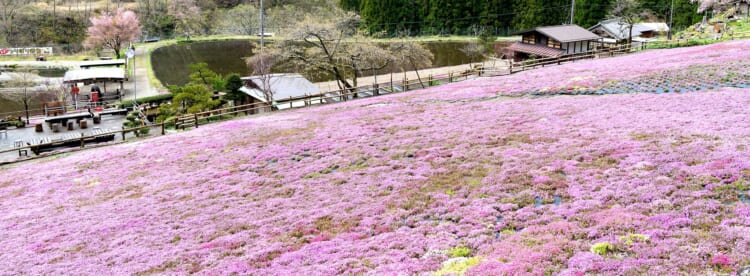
[2,41,750,275]
[434,40,750,99]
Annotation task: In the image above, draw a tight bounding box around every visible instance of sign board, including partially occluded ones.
[0,47,53,56]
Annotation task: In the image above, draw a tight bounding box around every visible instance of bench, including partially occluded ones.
[98,109,128,116]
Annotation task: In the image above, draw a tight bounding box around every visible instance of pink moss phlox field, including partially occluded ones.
[407,40,750,99]
[2,41,750,274]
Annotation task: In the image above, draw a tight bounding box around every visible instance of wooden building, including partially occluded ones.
[239,73,320,114]
[506,25,601,61]
[588,19,669,44]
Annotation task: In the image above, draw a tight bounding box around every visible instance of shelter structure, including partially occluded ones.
[239,74,320,113]
[588,19,668,44]
[63,68,126,103]
[506,25,601,61]
[79,59,126,69]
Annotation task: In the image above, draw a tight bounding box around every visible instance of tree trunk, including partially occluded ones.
[352,70,360,98]
[628,25,633,49]
[23,90,29,124]
[332,66,354,98]
[410,59,425,88]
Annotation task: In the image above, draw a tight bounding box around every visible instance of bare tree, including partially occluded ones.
[6,68,39,123]
[460,41,488,66]
[344,38,393,89]
[169,0,202,39]
[220,4,258,35]
[245,44,280,105]
[390,40,434,89]
[0,0,31,45]
[276,12,360,92]
[609,0,647,46]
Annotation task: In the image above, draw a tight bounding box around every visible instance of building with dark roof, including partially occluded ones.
[506,25,601,61]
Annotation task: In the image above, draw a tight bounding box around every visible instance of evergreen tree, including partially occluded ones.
[481,0,514,35]
[339,0,362,12]
[576,0,614,27]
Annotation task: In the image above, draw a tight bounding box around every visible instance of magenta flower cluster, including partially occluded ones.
[1,41,749,274]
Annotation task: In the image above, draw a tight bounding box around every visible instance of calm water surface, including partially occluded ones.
[151,39,510,86]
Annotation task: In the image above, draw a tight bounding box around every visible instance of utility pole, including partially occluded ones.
[570,0,575,25]
[260,0,265,50]
[668,0,674,40]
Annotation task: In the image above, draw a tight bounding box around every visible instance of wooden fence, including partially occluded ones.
[173,70,476,129]
[5,33,750,162]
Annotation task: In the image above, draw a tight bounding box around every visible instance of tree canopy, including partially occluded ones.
[84,8,141,59]
[353,0,704,36]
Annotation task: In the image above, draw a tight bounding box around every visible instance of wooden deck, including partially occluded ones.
[26,128,115,155]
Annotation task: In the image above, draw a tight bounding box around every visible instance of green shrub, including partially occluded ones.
[619,234,650,246]
[434,256,481,276]
[120,94,174,108]
[449,246,472,258]
[590,242,613,255]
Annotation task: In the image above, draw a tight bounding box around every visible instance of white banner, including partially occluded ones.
[0,47,53,56]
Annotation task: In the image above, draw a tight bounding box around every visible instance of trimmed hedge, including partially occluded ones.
[120,93,174,107]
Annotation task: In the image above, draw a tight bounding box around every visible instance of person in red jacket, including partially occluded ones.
[71,84,80,109]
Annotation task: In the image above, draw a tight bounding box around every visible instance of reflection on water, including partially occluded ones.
[0,96,45,116]
[151,39,510,86]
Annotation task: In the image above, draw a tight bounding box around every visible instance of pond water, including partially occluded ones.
[0,97,45,118]
[0,68,69,115]
[151,39,511,86]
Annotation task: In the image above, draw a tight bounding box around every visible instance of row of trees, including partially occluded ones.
[349,0,706,36]
[272,11,435,93]
[0,1,88,49]
[0,0,719,48]
[0,0,342,48]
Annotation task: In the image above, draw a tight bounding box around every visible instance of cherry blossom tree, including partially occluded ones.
[85,8,141,59]
[691,0,730,12]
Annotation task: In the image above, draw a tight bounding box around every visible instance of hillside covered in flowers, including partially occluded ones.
[2,41,750,275]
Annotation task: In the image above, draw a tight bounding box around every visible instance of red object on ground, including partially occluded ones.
[95,107,103,111]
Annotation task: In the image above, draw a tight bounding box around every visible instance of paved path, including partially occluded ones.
[127,46,162,100]
[313,59,510,91]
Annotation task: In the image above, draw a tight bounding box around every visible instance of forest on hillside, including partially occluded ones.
[349,0,705,36]
[0,0,705,49]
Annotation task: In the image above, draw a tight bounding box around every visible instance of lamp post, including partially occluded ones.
[126,45,136,107]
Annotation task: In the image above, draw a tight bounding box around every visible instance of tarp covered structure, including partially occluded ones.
[79,59,126,69]
[63,68,126,85]
[240,73,320,102]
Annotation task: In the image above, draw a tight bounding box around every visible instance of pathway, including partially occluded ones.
[314,59,510,91]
